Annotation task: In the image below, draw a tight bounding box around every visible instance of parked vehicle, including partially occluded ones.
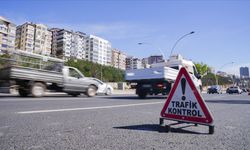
[125,54,202,98]
[0,50,100,97]
[241,88,248,92]
[207,85,222,94]
[227,86,243,94]
[90,78,113,95]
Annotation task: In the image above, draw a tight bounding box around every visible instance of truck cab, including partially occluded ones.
[125,54,202,98]
[166,55,202,92]
[62,66,99,97]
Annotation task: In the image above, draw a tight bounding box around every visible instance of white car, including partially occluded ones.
[91,78,113,95]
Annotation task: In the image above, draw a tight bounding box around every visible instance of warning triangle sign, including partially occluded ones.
[161,67,213,124]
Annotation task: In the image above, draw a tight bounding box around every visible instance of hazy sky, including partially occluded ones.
[2,0,250,75]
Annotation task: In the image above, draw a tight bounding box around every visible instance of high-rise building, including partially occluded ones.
[0,16,16,52]
[85,35,112,66]
[50,28,86,59]
[111,48,126,70]
[15,22,52,55]
[50,28,61,57]
[126,56,143,70]
[73,31,86,59]
[240,67,249,79]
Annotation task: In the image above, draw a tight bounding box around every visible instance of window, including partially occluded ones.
[193,66,200,78]
[69,68,82,78]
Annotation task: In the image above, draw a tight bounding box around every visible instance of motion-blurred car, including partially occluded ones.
[207,85,222,94]
[90,78,113,95]
[227,86,243,94]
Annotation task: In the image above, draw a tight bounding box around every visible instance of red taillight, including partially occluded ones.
[157,83,164,88]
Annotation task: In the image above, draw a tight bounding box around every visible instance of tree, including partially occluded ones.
[195,62,209,76]
[65,59,125,82]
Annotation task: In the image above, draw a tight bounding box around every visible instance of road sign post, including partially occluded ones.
[159,67,214,134]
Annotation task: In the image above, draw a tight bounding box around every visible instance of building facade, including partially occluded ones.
[216,71,228,77]
[111,48,126,70]
[50,28,86,59]
[147,55,164,64]
[141,55,164,68]
[0,16,16,52]
[126,56,143,70]
[15,22,52,55]
[73,32,86,59]
[85,35,112,66]
[240,67,249,79]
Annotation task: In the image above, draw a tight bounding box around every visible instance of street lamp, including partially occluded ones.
[170,31,195,56]
[215,62,234,85]
[137,42,166,60]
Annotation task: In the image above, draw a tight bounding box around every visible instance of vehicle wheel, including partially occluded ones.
[154,92,159,95]
[18,89,29,97]
[86,85,97,97]
[31,82,45,97]
[105,88,112,95]
[138,90,147,99]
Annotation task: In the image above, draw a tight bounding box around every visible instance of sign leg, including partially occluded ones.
[209,125,214,134]
[159,118,164,126]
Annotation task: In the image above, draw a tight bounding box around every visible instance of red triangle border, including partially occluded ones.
[160,67,214,124]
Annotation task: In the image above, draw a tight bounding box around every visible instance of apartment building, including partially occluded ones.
[15,22,52,55]
[73,31,86,59]
[147,55,164,64]
[50,28,61,57]
[50,28,86,59]
[240,67,249,79]
[126,56,143,70]
[85,35,112,66]
[0,16,16,52]
[142,57,150,68]
[111,48,126,70]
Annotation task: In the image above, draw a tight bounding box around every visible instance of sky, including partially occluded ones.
[1,0,250,75]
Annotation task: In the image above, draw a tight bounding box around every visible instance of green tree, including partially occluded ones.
[65,59,125,82]
[195,62,209,76]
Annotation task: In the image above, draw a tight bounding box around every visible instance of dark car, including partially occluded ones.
[242,88,248,93]
[227,86,243,94]
[207,85,222,94]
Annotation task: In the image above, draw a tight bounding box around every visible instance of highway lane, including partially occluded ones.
[0,93,250,150]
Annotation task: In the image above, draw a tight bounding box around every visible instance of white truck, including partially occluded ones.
[0,50,100,97]
[125,54,202,98]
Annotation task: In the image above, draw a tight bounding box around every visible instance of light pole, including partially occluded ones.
[215,62,234,85]
[137,42,166,60]
[170,31,195,56]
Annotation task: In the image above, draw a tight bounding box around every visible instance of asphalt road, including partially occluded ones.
[0,93,250,150]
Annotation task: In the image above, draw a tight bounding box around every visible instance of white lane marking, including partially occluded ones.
[17,101,164,114]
